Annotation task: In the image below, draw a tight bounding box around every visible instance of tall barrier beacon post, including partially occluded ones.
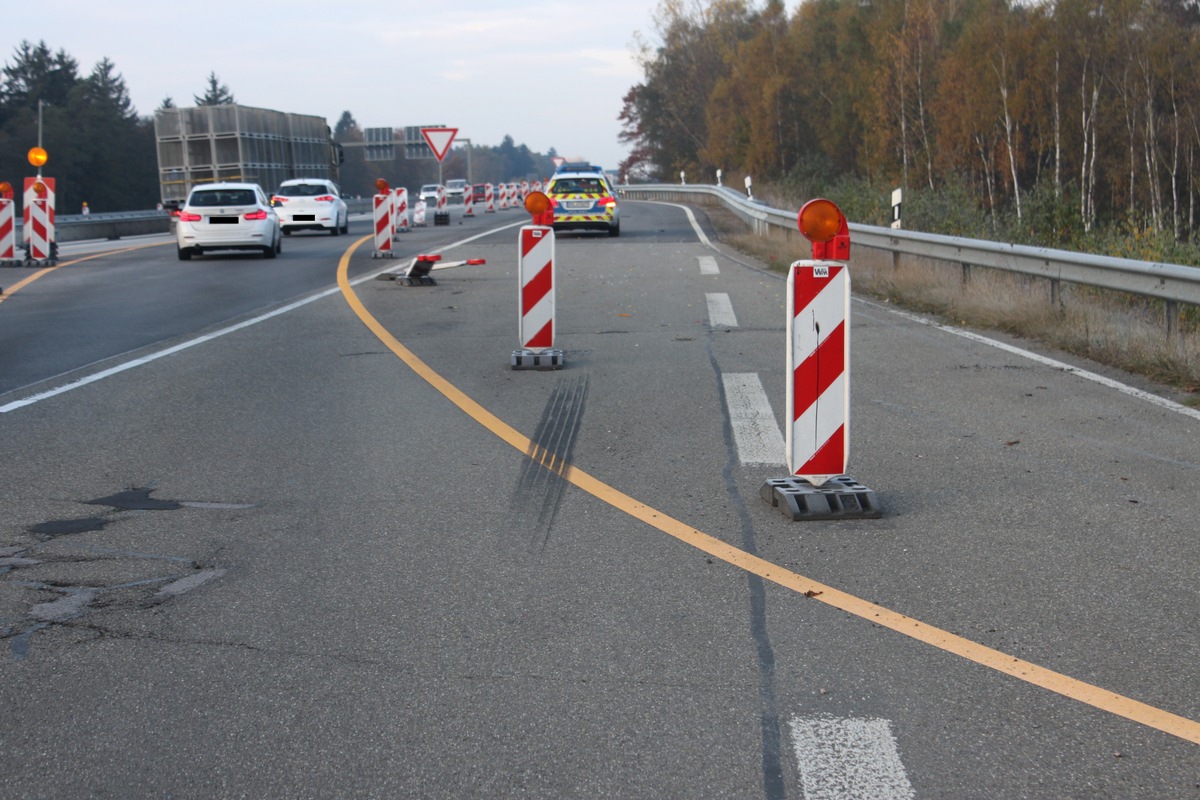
[760,199,881,521]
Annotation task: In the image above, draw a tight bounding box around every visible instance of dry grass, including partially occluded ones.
[701,201,1200,405]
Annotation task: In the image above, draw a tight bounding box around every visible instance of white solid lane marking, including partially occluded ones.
[722,373,786,466]
[706,292,739,328]
[790,715,916,800]
[699,255,720,275]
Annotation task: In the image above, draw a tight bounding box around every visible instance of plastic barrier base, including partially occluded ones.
[434,211,450,226]
[511,349,564,370]
[759,476,882,521]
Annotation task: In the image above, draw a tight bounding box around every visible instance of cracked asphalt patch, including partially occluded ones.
[2,487,250,660]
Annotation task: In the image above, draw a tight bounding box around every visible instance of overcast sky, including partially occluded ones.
[4,1,679,172]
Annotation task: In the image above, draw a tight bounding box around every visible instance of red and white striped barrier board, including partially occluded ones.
[0,198,15,262]
[436,185,447,213]
[414,199,427,226]
[521,181,529,203]
[463,185,475,217]
[394,188,410,234]
[498,184,510,211]
[372,193,395,257]
[23,177,55,262]
[513,225,563,369]
[786,260,850,485]
[485,183,495,213]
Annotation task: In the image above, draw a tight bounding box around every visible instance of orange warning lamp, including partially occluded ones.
[524,191,553,226]
[0,181,13,200]
[31,180,47,198]
[27,147,48,168]
[375,178,390,195]
[797,198,850,261]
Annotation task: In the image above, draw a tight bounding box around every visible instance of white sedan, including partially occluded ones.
[271,178,349,235]
[176,182,282,260]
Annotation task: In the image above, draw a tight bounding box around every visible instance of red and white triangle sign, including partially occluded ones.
[421,127,458,162]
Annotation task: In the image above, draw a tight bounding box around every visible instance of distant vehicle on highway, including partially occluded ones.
[545,167,620,237]
[445,179,468,202]
[470,184,488,204]
[175,182,282,260]
[271,179,348,236]
[418,184,443,204]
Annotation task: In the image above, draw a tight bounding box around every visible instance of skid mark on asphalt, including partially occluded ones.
[510,374,589,552]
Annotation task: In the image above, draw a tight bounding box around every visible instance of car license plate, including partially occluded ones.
[209,216,238,225]
[564,201,592,211]
[293,214,315,222]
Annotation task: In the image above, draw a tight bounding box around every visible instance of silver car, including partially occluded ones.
[272,178,349,235]
[176,182,282,260]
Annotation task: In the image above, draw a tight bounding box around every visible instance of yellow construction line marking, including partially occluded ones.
[335,239,1200,747]
[0,241,167,305]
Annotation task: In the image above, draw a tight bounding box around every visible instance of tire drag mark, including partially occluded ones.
[510,375,589,553]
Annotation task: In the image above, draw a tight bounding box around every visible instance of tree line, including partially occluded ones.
[0,41,557,214]
[620,0,1200,256]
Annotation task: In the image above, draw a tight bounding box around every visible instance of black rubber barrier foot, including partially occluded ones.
[760,476,882,521]
[511,349,565,370]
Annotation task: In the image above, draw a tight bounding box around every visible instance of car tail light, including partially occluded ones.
[271,196,286,205]
[599,196,616,208]
[314,195,335,202]
[178,210,202,222]
[244,209,269,220]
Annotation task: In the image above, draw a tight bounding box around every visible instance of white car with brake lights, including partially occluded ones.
[271,178,349,235]
[176,182,282,260]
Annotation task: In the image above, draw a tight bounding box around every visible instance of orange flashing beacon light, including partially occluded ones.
[797,198,850,261]
[27,147,48,168]
[375,178,391,195]
[524,191,554,226]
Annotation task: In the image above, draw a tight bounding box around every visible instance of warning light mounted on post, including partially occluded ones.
[797,198,850,261]
[27,147,48,168]
[0,181,13,200]
[375,178,391,195]
[524,191,554,227]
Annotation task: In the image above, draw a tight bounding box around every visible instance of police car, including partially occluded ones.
[545,165,619,237]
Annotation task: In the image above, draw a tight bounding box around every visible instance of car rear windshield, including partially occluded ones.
[278,184,333,197]
[551,178,606,194]
[190,189,257,207]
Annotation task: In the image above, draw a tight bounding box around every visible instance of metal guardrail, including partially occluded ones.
[620,183,1200,308]
[15,210,171,243]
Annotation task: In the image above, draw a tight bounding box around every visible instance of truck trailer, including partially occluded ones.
[154,104,341,212]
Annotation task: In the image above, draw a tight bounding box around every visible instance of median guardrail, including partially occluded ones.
[620,183,1200,313]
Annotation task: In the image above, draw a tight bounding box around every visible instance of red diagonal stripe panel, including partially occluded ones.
[525,319,554,349]
[521,228,550,258]
[0,217,11,237]
[796,424,845,476]
[792,320,845,421]
[791,264,842,319]
[522,263,552,313]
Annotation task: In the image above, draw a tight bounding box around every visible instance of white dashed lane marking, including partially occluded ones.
[706,292,739,328]
[789,715,916,800]
[721,373,786,466]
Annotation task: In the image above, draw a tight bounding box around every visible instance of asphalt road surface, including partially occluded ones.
[1,200,1197,798]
